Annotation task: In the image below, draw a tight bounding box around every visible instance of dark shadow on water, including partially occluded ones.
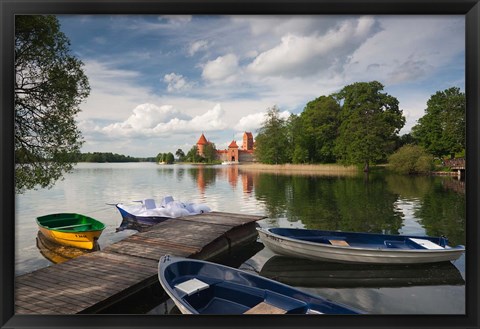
[260,256,465,288]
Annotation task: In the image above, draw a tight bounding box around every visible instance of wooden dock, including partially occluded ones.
[15,211,265,314]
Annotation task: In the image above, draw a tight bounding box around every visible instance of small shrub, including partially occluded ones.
[388,145,434,174]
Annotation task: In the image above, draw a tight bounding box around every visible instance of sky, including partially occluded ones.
[57,15,465,157]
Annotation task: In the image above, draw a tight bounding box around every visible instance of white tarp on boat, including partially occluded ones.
[117,196,211,218]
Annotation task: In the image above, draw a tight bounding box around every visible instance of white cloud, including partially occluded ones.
[247,16,377,78]
[343,16,464,86]
[202,54,240,83]
[188,40,209,56]
[78,60,156,121]
[163,73,193,92]
[234,110,291,132]
[96,103,227,138]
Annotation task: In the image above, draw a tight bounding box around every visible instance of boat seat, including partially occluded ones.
[262,289,308,314]
[244,302,287,314]
[53,223,92,230]
[174,278,210,296]
[161,196,174,207]
[295,235,347,244]
[143,199,157,210]
[408,238,444,250]
[329,239,350,246]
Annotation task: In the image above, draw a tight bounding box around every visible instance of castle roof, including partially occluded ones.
[228,140,239,148]
[244,132,253,138]
[197,133,208,145]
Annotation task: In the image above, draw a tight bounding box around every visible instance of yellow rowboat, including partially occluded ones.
[36,231,97,264]
[36,213,106,250]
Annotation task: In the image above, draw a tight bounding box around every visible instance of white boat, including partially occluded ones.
[113,196,211,231]
[221,161,237,165]
[257,227,465,264]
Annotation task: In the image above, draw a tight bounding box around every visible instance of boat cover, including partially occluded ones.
[117,196,211,218]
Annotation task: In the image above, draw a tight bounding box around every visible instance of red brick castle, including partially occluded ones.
[196,132,255,163]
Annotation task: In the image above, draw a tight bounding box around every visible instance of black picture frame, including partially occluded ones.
[1,1,478,328]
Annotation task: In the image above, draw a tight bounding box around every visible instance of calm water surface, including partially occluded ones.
[15,163,466,314]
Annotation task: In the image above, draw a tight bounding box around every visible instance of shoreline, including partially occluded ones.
[237,163,359,176]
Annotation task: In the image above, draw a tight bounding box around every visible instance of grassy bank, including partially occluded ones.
[238,163,359,176]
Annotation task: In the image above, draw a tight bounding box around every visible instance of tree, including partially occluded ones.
[203,142,217,163]
[388,145,434,174]
[300,95,341,163]
[254,106,290,164]
[165,152,175,164]
[175,148,186,161]
[186,145,203,163]
[156,153,165,163]
[333,81,405,172]
[15,15,90,193]
[287,114,309,164]
[411,87,465,159]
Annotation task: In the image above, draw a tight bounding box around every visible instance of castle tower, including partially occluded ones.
[243,132,254,151]
[196,133,208,156]
[228,140,239,162]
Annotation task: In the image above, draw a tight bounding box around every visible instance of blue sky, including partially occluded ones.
[57,15,465,157]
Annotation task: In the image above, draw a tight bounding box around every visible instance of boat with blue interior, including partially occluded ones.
[257,227,465,264]
[158,255,363,315]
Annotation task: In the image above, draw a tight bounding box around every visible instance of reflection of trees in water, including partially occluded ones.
[156,167,175,179]
[414,181,465,245]
[440,178,465,195]
[385,174,432,199]
[254,173,403,233]
[187,166,217,191]
[253,172,465,244]
[385,175,465,245]
[176,168,185,182]
[253,174,290,218]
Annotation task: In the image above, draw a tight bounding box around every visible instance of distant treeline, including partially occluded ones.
[75,152,156,163]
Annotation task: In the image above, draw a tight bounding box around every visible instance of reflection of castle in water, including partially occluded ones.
[191,165,254,195]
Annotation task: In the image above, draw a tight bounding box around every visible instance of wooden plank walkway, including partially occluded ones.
[15,211,265,314]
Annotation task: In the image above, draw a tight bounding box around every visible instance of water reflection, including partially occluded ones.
[260,256,465,288]
[159,166,465,245]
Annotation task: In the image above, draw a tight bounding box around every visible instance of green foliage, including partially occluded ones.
[333,81,405,171]
[388,145,434,174]
[254,106,290,164]
[175,149,186,161]
[299,95,340,163]
[411,87,465,158]
[203,142,218,163]
[15,15,90,193]
[286,115,308,164]
[165,152,175,164]
[186,145,203,163]
[156,152,174,164]
[395,133,417,150]
[75,152,153,162]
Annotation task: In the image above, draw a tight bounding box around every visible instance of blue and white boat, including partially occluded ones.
[257,227,465,264]
[158,255,363,315]
[114,196,211,231]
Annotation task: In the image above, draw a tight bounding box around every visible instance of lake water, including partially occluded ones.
[15,162,466,314]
